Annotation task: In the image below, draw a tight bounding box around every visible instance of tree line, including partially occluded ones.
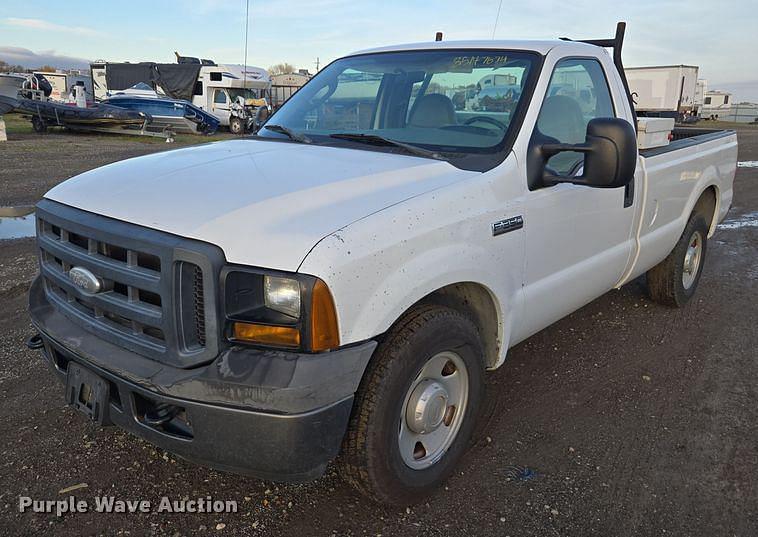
[0,60,57,73]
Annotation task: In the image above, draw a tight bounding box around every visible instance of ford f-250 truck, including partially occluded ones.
[28,24,737,504]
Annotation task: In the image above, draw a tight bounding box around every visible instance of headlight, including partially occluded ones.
[264,275,301,318]
[223,268,339,352]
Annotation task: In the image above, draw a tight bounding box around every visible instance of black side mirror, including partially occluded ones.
[527,117,637,190]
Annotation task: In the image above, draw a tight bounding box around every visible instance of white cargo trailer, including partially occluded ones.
[626,65,699,117]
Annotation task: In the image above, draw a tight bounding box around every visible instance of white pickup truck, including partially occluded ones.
[29,24,737,504]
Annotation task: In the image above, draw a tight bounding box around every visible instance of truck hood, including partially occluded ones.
[45,139,474,271]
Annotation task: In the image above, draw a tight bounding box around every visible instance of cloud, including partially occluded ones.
[0,46,91,70]
[3,17,103,38]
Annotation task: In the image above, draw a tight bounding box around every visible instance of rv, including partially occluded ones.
[193,64,271,129]
[90,60,271,129]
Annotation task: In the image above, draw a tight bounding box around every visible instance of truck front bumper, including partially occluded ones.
[28,276,376,482]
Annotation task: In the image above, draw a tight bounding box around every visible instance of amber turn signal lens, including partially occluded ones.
[310,278,340,352]
[233,322,301,347]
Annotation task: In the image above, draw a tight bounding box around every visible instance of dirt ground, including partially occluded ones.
[0,125,756,536]
[0,113,233,207]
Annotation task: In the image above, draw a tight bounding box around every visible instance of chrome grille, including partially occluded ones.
[38,218,170,355]
[35,200,222,367]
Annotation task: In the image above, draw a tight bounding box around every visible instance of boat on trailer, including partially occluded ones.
[104,84,220,135]
[14,98,151,133]
[0,95,17,116]
[0,73,26,98]
[0,74,26,115]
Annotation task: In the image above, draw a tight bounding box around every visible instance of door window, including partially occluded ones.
[214,90,228,105]
[536,58,615,175]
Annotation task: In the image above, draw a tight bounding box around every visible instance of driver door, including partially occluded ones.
[520,58,636,335]
[211,89,231,123]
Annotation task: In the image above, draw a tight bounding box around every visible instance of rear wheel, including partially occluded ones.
[32,116,47,133]
[647,213,709,307]
[339,305,485,504]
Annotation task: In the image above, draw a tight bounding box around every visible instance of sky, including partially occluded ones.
[1,0,756,101]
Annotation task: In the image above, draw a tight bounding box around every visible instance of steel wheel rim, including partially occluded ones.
[682,230,703,290]
[398,351,469,470]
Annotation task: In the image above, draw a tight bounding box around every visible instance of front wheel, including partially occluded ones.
[229,116,244,135]
[647,213,709,307]
[339,305,485,504]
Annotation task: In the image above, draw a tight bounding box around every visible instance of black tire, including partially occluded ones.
[32,116,47,133]
[647,213,709,307]
[339,305,485,504]
[229,116,244,135]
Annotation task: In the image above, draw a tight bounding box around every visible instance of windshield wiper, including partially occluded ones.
[263,124,313,144]
[328,133,453,161]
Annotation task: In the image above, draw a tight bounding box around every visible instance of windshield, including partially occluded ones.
[259,49,538,166]
[228,88,268,101]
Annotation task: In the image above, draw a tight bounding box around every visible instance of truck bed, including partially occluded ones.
[626,127,738,284]
[640,128,735,157]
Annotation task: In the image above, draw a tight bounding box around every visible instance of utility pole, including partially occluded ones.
[315,57,320,72]
[243,0,249,86]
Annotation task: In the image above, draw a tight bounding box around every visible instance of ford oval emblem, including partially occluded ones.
[68,266,102,294]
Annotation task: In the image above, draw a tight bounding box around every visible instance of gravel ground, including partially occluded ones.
[0,125,756,536]
[0,113,233,207]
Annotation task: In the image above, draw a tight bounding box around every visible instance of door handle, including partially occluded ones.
[623,177,634,208]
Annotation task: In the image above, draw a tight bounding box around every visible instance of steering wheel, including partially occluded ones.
[464,116,508,131]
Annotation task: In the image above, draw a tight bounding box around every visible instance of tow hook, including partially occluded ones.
[26,333,44,350]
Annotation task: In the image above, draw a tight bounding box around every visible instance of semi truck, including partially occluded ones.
[29,24,737,504]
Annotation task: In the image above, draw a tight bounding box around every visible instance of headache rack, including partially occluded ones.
[560,21,638,130]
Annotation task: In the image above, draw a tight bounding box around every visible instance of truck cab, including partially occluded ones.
[30,24,737,504]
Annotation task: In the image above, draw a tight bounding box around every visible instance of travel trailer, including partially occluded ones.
[271,71,311,109]
[90,60,271,130]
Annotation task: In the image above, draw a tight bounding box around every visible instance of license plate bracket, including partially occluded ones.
[66,363,110,425]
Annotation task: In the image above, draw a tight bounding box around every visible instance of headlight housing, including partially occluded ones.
[223,267,339,352]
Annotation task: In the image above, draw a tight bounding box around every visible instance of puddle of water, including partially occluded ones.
[0,206,35,217]
[738,161,758,168]
[0,206,36,239]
